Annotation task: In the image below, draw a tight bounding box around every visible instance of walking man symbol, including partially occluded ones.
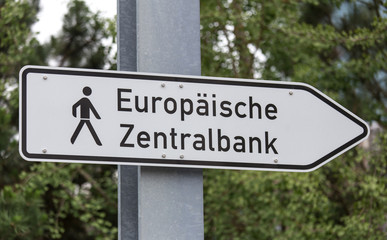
[71,86,102,146]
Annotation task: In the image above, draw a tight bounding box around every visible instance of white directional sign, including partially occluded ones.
[19,66,369,172]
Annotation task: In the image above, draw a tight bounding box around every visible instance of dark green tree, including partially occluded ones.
[201,0,386,124]
[48,0,115,69]
[0,0,117,239]
[0,0,49,238]
[0,0,47,187]
[201,0,387,239]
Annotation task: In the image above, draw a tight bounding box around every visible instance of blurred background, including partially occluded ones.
[0,0,386,239]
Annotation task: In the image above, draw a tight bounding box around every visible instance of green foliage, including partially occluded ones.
[1,163,118,239]
[204,133,387,239]
[0,0,42,187]
[47,0,115,69]
[0,184,48,239]
[201,0,386,239]
[201,0,386,124]
[0,0,118,239]
[0,0,43,78]
[19,163,118,239]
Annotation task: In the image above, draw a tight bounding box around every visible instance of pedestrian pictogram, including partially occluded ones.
[70,86,102,146]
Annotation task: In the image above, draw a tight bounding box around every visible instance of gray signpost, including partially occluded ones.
[117,0,203,239]
[18,0,370,239]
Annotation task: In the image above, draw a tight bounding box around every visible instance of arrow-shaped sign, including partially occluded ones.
[19,66,369,172]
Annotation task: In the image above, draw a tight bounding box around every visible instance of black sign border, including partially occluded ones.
[20,66,369,171]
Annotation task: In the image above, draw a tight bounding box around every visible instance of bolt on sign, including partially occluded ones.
[19,66,369,172]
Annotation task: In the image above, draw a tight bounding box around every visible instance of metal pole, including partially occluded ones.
[117,0,203,239]
[117,1,138,239]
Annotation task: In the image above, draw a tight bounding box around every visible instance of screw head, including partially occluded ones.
[180,155,184,159]
[42,149,47,153]
[289,91,293,95]
[179,84,183,88]
[43,76,48,80]
[274,159,278,163]
[162,154,166,158]
[161,83,166,88]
